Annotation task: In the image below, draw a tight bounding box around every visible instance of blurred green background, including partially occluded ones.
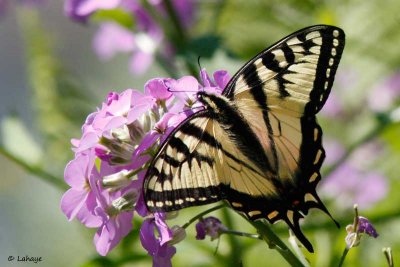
[1,0,399,266]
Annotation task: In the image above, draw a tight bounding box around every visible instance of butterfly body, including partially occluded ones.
[143,25,345,252]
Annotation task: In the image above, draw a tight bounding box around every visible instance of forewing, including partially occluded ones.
[144,112,277,213]
[224,25,345,116]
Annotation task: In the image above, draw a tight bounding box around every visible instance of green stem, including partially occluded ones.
[248,220,306,267]
[163,0,198,77]
[182,204,226,229]
[0,146,67,191]
[222,229,261,240]
[383,247,394,267]
[209,0,227,33]
[221,208,242,267]
[338,247,350,267]
[141,0,198,77]
[155,53,180,79]
[163,0,187,44]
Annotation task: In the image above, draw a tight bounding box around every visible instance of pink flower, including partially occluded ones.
[140,213,176,267]
[66,0,196,75]
[64,0,121,22]
[368,72,400,112]
[345,215,378,248]
[93,23,136,60]
[144,78,173,102]
[200,68,230,93]
[90,166,141,256]
[195,216,227,241]
[62,69,229,258]
[60,151,102,227]
[321,163,388,209]
[165,76,200,109]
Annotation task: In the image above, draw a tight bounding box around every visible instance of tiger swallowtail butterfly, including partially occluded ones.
[143,25,345,252]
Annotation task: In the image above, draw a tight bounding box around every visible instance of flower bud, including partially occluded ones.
[111,190,139,212]
[102,170,132,191]
[195,216,227,241]
[168,225,186,245]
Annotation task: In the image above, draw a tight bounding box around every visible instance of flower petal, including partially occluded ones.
[93,22,135,60]
[213,70,230,89]
[145,78,172,100]
[129,50,154,75]
[155,213,173,245]
[60,188,88,221]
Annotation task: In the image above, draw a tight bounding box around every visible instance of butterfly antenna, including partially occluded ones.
[197,56,207,93]
[167,88,199,93]
[163,76,199,94]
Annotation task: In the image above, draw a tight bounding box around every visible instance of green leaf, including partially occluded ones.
[186,34,222,58]
[91,9,135,29]
[1,115,43,165]
[382,122,400,152]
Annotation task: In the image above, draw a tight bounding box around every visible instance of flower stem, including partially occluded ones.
[338,247,350,267]
[0,146,67,191]
[162,0,198,77]
[248,219,306,267]
[288,234,310,267]
[163,0,187,44]
[222,229,261,240]
[383,247,394,267]
[221,208,243,266]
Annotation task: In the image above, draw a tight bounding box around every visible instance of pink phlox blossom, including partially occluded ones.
[200,68,230,94]
[61,150,102,227]
[64,0,121,22]
[93,22,136,60]
[140,212,176,267]
[90,164,138,256]
[63,69,230,257]
[195,216,227,241]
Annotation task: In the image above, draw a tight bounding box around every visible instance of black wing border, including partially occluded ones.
[221,24,345,116]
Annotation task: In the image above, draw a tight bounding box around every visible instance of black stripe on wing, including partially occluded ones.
[242,63,280,174]
[305,27,345,115]
[144,110,265,212]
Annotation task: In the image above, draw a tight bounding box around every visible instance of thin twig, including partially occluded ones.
[0,146,67,190]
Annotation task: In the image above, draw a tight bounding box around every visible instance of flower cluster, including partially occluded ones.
[195,216,227,241]
[61,69,230,265]
[64,0,195,75]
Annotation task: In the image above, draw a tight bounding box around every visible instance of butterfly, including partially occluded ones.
[143,25,345,252]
